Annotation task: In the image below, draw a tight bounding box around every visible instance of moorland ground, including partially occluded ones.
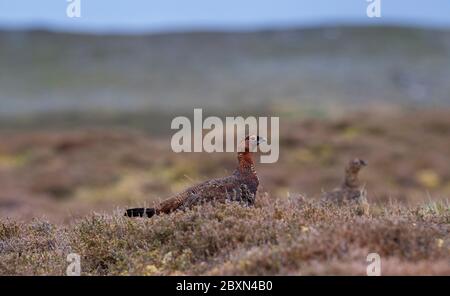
[0,107,449,275]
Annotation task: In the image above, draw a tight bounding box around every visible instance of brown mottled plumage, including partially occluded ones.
[125,135,265,218]
[322,158,368,207]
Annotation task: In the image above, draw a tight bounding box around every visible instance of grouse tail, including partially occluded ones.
[125,207,156,218]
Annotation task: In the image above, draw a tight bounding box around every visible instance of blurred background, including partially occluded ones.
[0,0,449,222]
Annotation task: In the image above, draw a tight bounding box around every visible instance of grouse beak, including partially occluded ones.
[360,159,368,166]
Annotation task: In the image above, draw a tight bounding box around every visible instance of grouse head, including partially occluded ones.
[239,135,266,153]
[347,158,367,174]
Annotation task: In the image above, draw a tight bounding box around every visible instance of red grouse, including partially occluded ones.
[125,135,266,218]
[322,158,368,206]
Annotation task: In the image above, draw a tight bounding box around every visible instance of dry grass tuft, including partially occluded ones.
[1,195,448,275]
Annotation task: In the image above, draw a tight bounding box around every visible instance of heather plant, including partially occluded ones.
[0,196,448,275]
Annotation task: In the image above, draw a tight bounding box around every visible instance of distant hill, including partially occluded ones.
[1,26,450,117]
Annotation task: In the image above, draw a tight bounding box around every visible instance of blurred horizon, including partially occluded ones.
[2,25,450,126]
[1,0,450,34]
[1,1,450,127]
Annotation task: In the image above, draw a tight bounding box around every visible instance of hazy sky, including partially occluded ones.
[0,0,449,33]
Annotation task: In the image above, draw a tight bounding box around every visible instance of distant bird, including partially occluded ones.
[322,158,369,208]
[125,135,266,218]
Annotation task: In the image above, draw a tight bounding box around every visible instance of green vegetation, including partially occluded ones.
[1,26,450,119]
